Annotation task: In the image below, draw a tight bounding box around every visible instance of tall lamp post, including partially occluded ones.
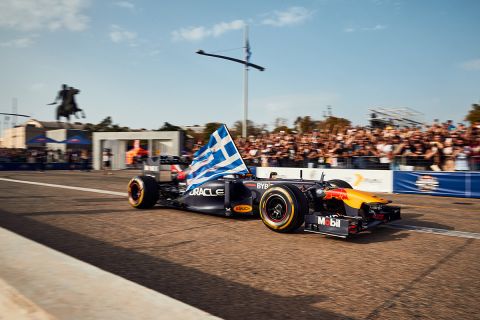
[196,25,265,138]
[0,112,30,138]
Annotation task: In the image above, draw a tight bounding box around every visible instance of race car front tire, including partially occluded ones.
[259,184,308,233]
[127,176,159,209]
[328,179,353,189]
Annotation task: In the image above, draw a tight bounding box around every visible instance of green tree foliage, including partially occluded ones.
[294,116,316,133]
[272,125,292,133]
[203,122,223,141]
[317,116,351,132]
[272,117,292,133]
[98,116,112,128]
[156,122,182,131]
[184,128,203,143]
[84,116,131,132]
[231,120,264,137]
[273,117,288,128]
[465,103,480,123]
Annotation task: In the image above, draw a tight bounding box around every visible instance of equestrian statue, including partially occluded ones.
[47,84,86,122]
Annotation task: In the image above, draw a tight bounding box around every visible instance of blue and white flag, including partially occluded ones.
[186,125,249,191]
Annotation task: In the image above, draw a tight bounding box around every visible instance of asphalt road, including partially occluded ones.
[0,170,479,320]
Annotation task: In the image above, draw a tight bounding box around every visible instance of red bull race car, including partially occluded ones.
[127,156,400,238]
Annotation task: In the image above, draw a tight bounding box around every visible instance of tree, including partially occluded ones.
[317,116,351,133]
[465,103,480,123]
[203,122,223,141]
[294,116,316,133]
[83,122,95,132]
[184,128,203,143]
[156,122,181,131]
[95,116,113,131]
[231,120,262,137]
[83,116,131,132]
[273,117,288,129]
[272,125,292,133]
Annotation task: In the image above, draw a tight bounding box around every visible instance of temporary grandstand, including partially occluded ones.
[368,107,425,128]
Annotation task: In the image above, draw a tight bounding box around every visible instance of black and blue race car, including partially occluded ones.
[127,156,400,238]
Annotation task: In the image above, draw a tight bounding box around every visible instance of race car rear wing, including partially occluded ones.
[142,156,189,182]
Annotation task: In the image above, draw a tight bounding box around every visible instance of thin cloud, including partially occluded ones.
[172,19,245,42]
[109,24,138,46]
[0,0,90,31]
[363,24,387,31]
[148,49,161,57]
[172,26,209,42]
[171,8,312,42]
[114,1,135,9]
[0,36,36,48]
[261,7,313,27]
[461,59,480,71]
[344,24,387,32]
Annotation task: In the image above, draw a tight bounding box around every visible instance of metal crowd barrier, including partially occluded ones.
[245,155,480,171]
[1,155,479,172]
[0,161,92,171]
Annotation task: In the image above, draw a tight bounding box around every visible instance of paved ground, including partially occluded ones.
[0,170,479,320]
[0,226,219,320]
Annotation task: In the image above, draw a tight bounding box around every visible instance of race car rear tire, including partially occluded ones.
[328,179,353,189]
[259,184,308,233]
[128,176,158,209]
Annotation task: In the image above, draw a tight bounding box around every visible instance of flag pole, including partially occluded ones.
[223,124,251,174]
[195,24,265,137]
[242,25,249,139]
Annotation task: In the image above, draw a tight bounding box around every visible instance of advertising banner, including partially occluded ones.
[256,167,393,193]
[393,171,480,198]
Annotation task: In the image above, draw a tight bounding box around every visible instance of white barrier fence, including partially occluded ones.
[255,167,393,193]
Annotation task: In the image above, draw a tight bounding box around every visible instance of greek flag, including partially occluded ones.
[186,125,249,191]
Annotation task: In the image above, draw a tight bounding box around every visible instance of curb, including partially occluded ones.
[0,278,56,320]
[0,227,220,320]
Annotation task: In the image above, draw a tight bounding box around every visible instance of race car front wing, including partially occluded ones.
[304,206,401,238]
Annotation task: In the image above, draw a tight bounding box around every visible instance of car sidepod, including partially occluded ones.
[179,180,227,214]
[179,179,255,216]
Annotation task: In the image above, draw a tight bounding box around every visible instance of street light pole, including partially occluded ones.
[242,25,249,138]
[0,112,30,139]
[196,25,264,138]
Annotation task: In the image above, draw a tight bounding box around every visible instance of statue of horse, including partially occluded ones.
[48,85,86,122]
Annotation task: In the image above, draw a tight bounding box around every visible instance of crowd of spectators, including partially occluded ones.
[0,148,30,163]
[232,120,480,171]
[1,120,479,172]
[0,148,90,170]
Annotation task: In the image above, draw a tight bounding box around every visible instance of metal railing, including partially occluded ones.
[244,155,480,171]
[2,152,480,171]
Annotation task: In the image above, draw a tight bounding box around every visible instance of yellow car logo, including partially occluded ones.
[233,205,252,213]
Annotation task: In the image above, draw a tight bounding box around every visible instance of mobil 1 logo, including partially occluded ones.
[317,216,341,228]
[304,214,350,236]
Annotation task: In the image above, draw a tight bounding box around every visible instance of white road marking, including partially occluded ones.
[1,177,479,240]
[386,224,480,240]
[0,177,127,197]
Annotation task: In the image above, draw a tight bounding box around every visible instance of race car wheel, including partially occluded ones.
[259,184,308,233]
[127,176,159,209]
[328,179,353,189]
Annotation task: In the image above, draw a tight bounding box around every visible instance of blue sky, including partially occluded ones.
[0,0,479,130]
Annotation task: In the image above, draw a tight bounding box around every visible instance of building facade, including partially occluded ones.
[1,119,86,149]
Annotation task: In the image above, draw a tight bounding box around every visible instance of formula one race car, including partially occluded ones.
[127,156,401,238]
